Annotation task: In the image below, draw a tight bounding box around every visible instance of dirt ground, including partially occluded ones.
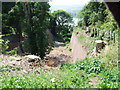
[45,41,73,64]
[70,33,87,62]
[0,40,97,87]
[0,41,73,74]
[0,33,88,74]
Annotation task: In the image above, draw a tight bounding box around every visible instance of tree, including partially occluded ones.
[8,3,25,54]
[22,2,50,58]
[2,2,51,59]
[78,2,107,27]
[77,1,119,42]
[50,10,73,41]
[2,2,24,54]
[2,2,15,35]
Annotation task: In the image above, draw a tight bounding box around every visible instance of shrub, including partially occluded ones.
[6,47,18,55]
[0,65,21,72]
[0,36,9,54]
[100,43,118,68]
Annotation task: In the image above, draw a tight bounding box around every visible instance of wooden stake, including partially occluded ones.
[113,32,115,43]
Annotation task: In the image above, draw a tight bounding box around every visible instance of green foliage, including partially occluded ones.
[60,58,118,88]
[2,2,51,58]
[6,47,18,55]
[60,63,75,71]
[0,65,91,88]
[75,58,103,74]
[22,2,51,59]
[2,2,74,57]
[77,2,118,42]
[100,43,118,68]
[2,2,16,34]
[98,10,118,31]
[0,65,21,72]
[1,2,119,89]
[97,67,118,88]
[50,10,73,42]
[78,2,106,27]
[75,27,95,52]
[0,57,118,88]
[0,36,9,54]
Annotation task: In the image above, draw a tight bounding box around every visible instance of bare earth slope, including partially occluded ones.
[0,34,87,73]
[70,33,87,62]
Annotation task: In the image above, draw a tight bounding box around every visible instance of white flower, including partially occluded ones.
[50,78,55,82]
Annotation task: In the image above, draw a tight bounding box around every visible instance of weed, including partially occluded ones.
[0,65,21,72]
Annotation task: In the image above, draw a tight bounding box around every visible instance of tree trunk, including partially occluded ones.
[113,32,115,43]
[110,30,112,41]
[22,3,38,54]
[17,21,24,55]
[97,29,99,38]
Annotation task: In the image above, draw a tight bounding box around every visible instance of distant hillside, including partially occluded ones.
[50,5,84,17]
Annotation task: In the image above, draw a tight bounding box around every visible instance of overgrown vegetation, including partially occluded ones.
[0,65,21,72]
[2,2,51,58]
[0,56,118,88]
[1,2,73,58]
[49,10,73,42]
[77,2,119,43]
[74,1,119,88]
[0,1,119,89]
[73,27,96,53]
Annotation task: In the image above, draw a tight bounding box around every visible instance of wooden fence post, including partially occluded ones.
[110,30,112,41]
[93,28,95,37]
[97,29,99,38]
[113,32,115,43]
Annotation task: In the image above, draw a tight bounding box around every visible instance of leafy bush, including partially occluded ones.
[0,67,91,88]
[60,58,118,88]
[75,58,103,74]
[60,63,75,71]
[76,28,95,52]
[0,65,21,72]
[0,57,118,88]
[6,47,18,55]
[0,36,9,54]
[100,43,118,68]
[97,67,118,88]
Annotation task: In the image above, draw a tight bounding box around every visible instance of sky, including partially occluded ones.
[49,0,91,6]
